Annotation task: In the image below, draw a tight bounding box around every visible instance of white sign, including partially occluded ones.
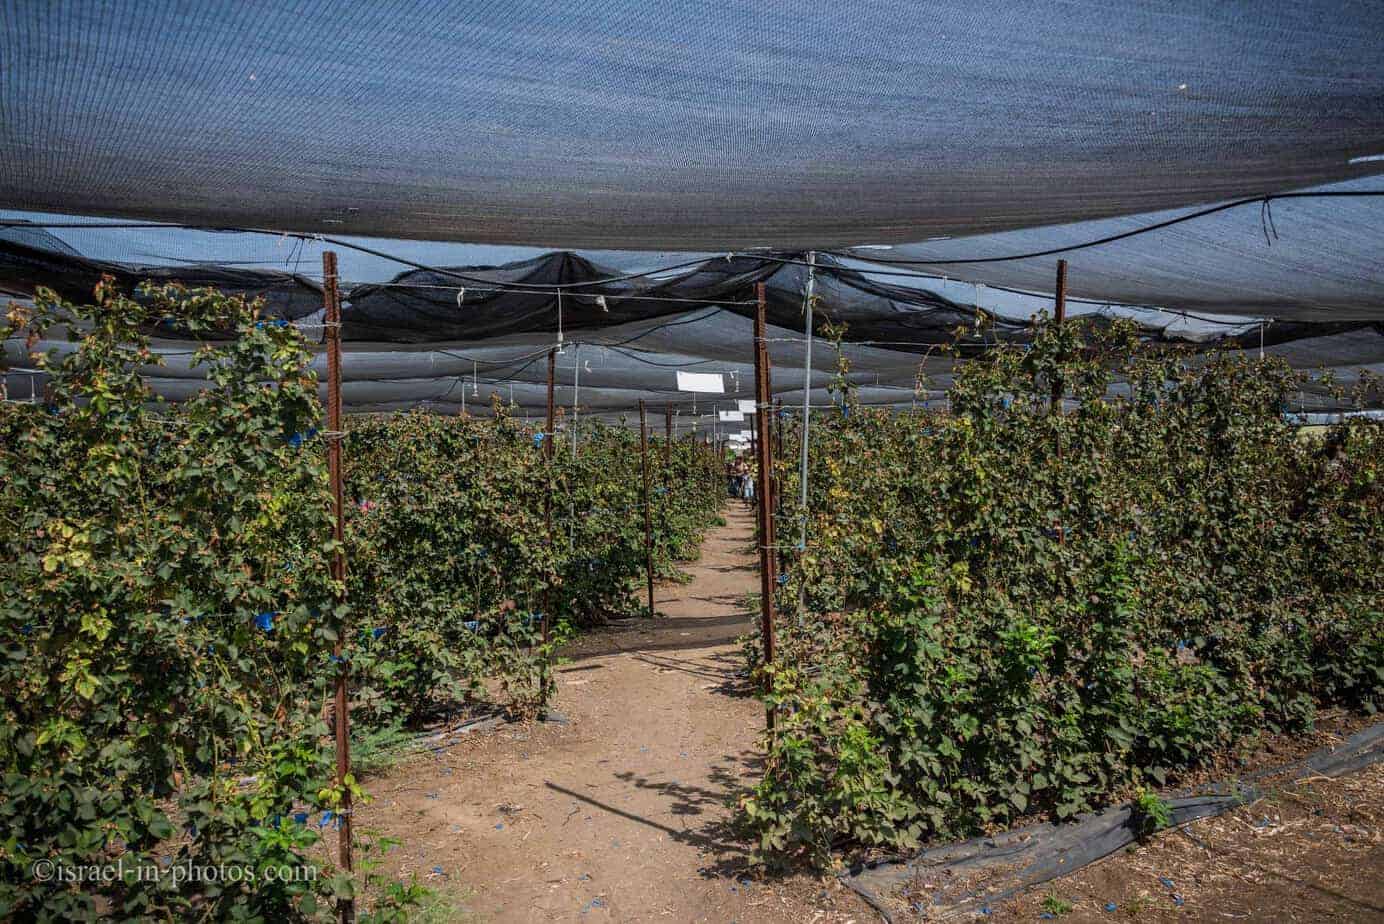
[676,371,725,393]
[737,399,757,414]
[718,410,745,422]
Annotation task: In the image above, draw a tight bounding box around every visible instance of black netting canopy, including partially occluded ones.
[1,2,1382,417]
[2,215,1380,419]
[3,1,1384,249]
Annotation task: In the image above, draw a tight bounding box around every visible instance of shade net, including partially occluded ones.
[3,0,1383,415]
[2,1,1384,250]
[840,178,1384,323]
[2,216,1380,418]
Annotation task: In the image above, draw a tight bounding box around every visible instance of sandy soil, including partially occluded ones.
[357,506,869,922]
[998,762,1384,922]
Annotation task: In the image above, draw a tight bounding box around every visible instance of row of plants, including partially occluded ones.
[344,406,724,726]
[0,281,722,920]
[740,318,1383,866]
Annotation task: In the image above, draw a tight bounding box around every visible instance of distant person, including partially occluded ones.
[732,458,748,504]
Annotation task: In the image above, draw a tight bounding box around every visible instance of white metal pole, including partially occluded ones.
[798,251,816,552]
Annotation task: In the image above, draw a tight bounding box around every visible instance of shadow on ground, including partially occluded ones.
[546,746,766,878]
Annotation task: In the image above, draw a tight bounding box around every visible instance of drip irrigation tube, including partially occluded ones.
[841,722,1384,922]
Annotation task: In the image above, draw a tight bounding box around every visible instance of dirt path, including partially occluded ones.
[360,506,866,922]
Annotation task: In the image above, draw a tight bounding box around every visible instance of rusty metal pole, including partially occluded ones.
[664,403,672,467]
[797,254,816,558]
[1051,259,1067,413]
[323,251,354,924]
[1052,260,1067,546]
[662,402,673,556]
[542,348,556,643]
[752,283,777,732]
[546,347,557,442]
[639,400,656,616]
